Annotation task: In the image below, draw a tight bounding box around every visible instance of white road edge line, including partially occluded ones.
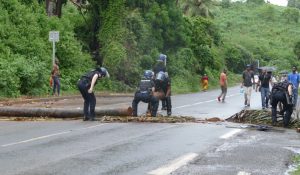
[220,129,242,139]
[1,124,105,147]
[173,93,239,109]
[148,152,198,175]
[237,171,251,175]
[1,131,71,147]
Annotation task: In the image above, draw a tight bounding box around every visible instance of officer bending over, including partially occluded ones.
[77,67,109,121]
[270,80,293,127]
[132,70,158,117]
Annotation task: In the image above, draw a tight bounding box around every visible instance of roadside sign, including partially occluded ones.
[49,31,59,42]
[49,31,59,65]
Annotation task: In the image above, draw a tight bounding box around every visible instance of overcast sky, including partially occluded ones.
[267,0,288,6]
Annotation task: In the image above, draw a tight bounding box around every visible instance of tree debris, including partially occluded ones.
[100,116,196,123]
[226,109,300,128]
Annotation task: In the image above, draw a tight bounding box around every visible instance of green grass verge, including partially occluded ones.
[291,155,300,175]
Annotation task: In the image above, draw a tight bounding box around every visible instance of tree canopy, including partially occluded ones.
[0,0,299,97]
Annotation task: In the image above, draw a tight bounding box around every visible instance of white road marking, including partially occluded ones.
[1,131,70,147]
[173,93,239,109]
[1,123,106,147]
[77,124,106,130]
[148,152,198,175]
[220,129,242,139]
[237,171,251,175]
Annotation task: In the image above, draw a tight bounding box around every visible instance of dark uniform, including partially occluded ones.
[153,61,166,75]
[132,78,158,117]
[153,57,172,112]
[153,71,172,116]
[77,68,106,121]
[270,80,293,127]
[153,62,168,110]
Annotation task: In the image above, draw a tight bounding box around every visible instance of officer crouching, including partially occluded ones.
[132,70,158,117]
[270,80,293,127]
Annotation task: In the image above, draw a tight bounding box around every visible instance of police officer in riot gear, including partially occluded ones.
[270,80,293,127]
[153,54,167,74]
[132,70,158,117]
[153,53,171,112]
[153,71,172,116]
[164,73,172,116]
[77,67,109,121]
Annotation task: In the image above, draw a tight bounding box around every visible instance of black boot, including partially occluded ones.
[166,96,172,116]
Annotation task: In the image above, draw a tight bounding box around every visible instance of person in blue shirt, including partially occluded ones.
[287,66,300,108]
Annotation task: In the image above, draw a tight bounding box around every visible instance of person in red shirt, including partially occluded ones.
[217,69,227,102]
[201,74,209,91]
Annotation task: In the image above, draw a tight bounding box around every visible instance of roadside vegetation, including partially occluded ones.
[291,154,300,175]
[216,1,300,73]
[1,0,300,98]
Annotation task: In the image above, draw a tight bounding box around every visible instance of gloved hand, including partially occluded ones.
[287,94,294,105]
[290,95,294,104]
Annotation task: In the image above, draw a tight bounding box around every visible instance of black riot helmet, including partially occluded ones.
[158,53,167,66]
[144,70,154,80]
[96,67,110,78]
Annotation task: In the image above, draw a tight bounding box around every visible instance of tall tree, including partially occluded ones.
[288,0,300,9]
[246,0,265,4]
[179,0,215,18]
[46,0,66,17]
[294,41,300,60]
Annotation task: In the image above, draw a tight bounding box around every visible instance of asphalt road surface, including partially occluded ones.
[0,86,300,175]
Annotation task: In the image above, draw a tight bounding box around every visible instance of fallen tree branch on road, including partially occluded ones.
[226,109,300,129]
[100,116,196,123]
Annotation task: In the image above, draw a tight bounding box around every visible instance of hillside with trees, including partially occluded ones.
[1,0,299,97]
[217,0,300,73]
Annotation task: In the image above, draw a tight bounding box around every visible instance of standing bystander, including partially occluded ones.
[51,58,60,96]
[256,69,272,109]
[201,74,209,91]
[241,64,255,107]
[287,66,300,108]
[217,69,227,102]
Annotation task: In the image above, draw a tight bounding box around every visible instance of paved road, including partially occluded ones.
[0,87,299,175]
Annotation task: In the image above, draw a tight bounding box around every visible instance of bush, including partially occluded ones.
[0,1,93,97]
[283,7,300,23]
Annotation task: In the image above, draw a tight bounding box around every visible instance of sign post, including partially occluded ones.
[49,31,59,65]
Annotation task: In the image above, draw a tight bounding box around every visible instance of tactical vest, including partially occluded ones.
[155,79,169,93]
[81,70,100,86]
[272,81,290,93]
[139,79,152,93]
[153,62,166,74]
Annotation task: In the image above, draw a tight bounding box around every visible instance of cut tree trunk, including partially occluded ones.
[0,107,133,118]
